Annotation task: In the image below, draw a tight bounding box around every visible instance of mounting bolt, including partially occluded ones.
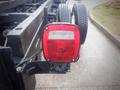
[72,59,74,61]
[47,59,50,61]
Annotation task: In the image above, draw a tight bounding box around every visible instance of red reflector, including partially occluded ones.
[42,23,80,63]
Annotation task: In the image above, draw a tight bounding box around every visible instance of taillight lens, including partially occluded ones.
[43,23,80,63]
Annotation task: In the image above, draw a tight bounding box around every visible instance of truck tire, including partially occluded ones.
[58,4,71,22]
[73,4,88,44]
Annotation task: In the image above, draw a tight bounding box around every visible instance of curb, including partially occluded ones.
[89,11,120,48]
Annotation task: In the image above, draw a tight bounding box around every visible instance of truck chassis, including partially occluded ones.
[0,0,88,90]
[0,0,67,90]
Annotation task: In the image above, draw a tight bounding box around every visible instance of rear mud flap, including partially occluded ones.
[0,47,25,90]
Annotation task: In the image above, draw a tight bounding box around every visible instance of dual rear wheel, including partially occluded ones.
[58,3,88,44]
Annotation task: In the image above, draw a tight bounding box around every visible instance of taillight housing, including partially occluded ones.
[42,23,80,63]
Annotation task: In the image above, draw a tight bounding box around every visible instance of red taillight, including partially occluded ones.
[42,23,80,63]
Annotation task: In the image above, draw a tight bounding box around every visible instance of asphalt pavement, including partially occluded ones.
[35,0,120,90]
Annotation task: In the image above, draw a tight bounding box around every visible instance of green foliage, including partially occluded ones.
[92,4,120,37]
